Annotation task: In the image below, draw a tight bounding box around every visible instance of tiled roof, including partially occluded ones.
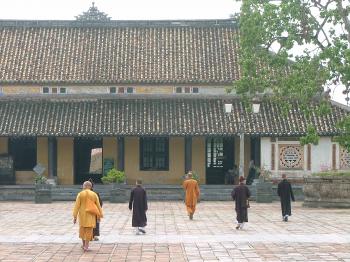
[0,95,346,136]
[0,19,239,85]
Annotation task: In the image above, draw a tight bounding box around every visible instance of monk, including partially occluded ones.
[277,174,295,222]
[231,176,251,230]
[129,179,148,235]
[73,181,103,251]
[182,171,200,220]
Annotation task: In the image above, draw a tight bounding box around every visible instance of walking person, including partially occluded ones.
[88,178,103,241]
[182,171,200,220]
[73,181,103,251]
[129,179,148,235]
[231,176,251,230]
[277,174,295,222]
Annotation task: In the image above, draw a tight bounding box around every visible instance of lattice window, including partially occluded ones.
[340,147,350,169]
[279,145,304,170]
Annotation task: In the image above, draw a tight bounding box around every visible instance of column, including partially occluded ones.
[48,137,57,179]
[117,137,125,171]
[185,137,192,173]
[239,133,244,176]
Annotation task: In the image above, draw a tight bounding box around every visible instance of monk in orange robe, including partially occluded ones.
[73,181,103,251]
[182,171,200,220]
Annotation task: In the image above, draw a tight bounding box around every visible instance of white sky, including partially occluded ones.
[0,0,346,104]
[0,0,240,20]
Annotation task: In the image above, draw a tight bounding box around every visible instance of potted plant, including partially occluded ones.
[254,166,273,203]
[34,174,52,203]
[101,168,127,203]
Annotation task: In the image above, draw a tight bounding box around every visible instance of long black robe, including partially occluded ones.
[231,184,251,223]
[277,179,295,216]
[129,185,148,227]
[93,191,103,237]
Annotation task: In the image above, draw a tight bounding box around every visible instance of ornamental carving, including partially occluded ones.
[75,2,111,22]
[340,147,350,169]
[279,145,304,170]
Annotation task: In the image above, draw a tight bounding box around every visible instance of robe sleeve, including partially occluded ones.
[95,193,103,218]
[247,187,251,199]
[144,189,148,211]
[277,183,281,197]
[195,182,200,198]
[290,183,295,201]
[129,189,134,210]
[73,193,81,219]
[231,189,236,200]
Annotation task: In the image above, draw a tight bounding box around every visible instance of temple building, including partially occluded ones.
[0,4,348,185]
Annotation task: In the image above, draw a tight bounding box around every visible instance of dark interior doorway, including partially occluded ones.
[206,137,234,184]
[74,138,103,185]
[250,137,261,168]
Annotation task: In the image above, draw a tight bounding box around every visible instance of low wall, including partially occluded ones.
[303,176,350,208]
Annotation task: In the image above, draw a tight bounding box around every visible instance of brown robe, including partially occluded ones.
[183,178,200,215]
[231,184,251,223]
[129,185,148,227]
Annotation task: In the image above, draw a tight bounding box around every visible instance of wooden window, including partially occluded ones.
[175,87,182,93]
[52,87,58,94]
[9,138,37,171]
[206,138,224,168]
[184,87,191,93]
[126,87,134,93]
[140,137,169,170]
[192,87,199,93]
[271,144,275,170]
[59,87,67,94]
[118,87,125,93]
[109,87,116,94]
[279,144,304,170]
[42,87,49,94]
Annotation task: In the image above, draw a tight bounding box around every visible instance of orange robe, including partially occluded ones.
[183,178,200,215]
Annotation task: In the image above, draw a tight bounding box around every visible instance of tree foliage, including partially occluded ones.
[232,0,350,145]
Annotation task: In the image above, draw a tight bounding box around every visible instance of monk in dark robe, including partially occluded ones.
[231,176,251,230]
[89,178,103,241]
[129,179,148,235]
[182,171,200,220]
[277,174,295,222]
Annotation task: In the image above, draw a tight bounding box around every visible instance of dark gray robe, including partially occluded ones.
[129,185,148,227]
[93,191,103,237]
[231,184,251,223]
[277,179,295,216]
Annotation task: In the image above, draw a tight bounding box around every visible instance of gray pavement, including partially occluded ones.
[0,201,349,261]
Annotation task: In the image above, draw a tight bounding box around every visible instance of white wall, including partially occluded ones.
[310,137,332,172]
[260,136,335,178]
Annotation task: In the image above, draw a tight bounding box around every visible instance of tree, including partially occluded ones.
[231,0,350,147]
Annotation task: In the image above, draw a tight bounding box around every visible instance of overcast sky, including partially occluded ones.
[0,0,346,104]
[0,0,240,20]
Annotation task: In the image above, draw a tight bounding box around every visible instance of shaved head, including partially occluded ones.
[83,181,92,189]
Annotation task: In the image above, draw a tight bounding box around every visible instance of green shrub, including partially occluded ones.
[34,174,48,185]
[312,171,350,177]
[101,168,125,184]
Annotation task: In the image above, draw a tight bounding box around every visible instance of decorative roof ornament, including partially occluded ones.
[75,2,111,22]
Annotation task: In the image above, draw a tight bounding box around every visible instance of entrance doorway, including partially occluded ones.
[206,137,234,184]
[74,138,103,185]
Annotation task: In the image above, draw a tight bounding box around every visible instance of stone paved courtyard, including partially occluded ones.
[0,201,350,261]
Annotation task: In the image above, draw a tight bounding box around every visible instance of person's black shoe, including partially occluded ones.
[189,213,193,220]
[138,228,146,234]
